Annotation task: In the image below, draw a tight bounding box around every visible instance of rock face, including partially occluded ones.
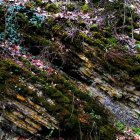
[0,0,140,140]
[0,53,117,139]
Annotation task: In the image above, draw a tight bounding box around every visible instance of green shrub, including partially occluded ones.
[66,4,75,11]
[90,24,98,31]
[107,37,117,47]
[45,3,59,13]
[81,4,89,13]
[135,44,140,52]
[35,0,43,6]
[132,127,140,135]
[25,2,35,9]
[134,33,140,41]
[16,13,28,25]
[115,122,125,131]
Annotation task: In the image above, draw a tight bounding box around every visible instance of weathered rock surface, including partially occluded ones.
[0,0,140,139]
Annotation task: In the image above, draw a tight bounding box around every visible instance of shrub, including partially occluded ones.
[45,3,59,13]
[35,0,43,6]
[132,127,140,135]
[66,4,75,11]
[25,2,35,9]
[81,4,89,13]
[135,44,140,52]
[107,37,117,47]
[90,24,98,31]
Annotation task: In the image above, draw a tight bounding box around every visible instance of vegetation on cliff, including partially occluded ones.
[0,0,140,139]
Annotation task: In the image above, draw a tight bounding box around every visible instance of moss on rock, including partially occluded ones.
[0,55,117,139]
